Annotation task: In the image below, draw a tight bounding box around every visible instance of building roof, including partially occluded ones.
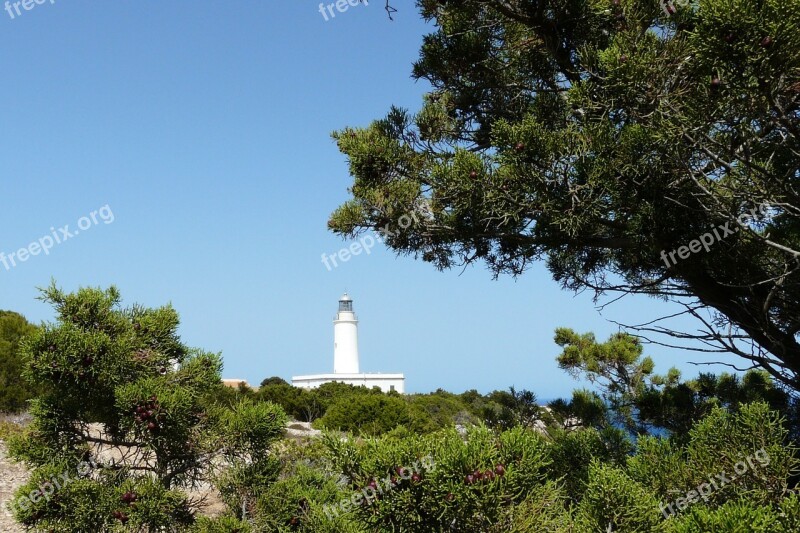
[221,379,251,389]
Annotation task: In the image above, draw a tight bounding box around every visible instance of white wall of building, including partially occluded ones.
[334,311,360,373]
[292,373,405,394]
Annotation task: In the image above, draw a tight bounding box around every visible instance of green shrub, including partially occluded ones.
[252,462,348,532]
[627,402,798,525]
[574,461,663,533]
[191,515,253,533]
[546,426,630,503]
[7,284,288,530]
[321,425,552,532]
[665,500,782,532]
[0,310,38,413]
[406,390,477,433]
[496,481,574,532]
[317,394,411,435]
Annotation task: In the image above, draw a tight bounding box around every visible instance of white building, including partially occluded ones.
[292,293,405,394]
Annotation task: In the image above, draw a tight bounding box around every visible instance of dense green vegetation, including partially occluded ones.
[252,378,546,436]
[0,310,39,413]
[4,284,287,532]
[2,285,799,531]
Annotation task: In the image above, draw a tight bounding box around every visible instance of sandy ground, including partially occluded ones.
[0,439,29,533]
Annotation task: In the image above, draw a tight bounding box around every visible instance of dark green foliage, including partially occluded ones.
[0,310,39,412]
[551,329,798,443]
[260,376,289,387]
[329,0,800,389]
[405,389,477,433]
[256,383,325,422]
[666,500,784,532]
[546,425,631,503]
[317,393,411,436]
[6,283,287,530]
[574,461,663,532]
[191,515,253,533]
[320,425,551,533]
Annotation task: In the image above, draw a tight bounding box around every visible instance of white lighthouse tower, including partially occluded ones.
[291,293,405,393]
[333,293,360,374]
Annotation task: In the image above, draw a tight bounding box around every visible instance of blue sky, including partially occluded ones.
[0,0,730,398]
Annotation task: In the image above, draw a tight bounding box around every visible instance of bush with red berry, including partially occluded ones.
[7,283,286,532]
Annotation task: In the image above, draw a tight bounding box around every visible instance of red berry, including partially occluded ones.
[411,473,422,483]
[514,142,525,151]
[469,171,478,178]
[711,76,722,92]
[147,422,158,431]
[494,464,506,476]
[465,474,475,485]
[445,492,455,502]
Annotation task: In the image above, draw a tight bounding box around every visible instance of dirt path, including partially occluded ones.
[0,440,28,533]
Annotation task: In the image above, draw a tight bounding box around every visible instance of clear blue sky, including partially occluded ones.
[0,0,730,398]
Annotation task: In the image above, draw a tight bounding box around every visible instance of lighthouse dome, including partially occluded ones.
[338,293,354,312]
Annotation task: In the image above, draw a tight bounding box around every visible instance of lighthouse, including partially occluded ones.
[334,293,360,374]
[291,293,406,393]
